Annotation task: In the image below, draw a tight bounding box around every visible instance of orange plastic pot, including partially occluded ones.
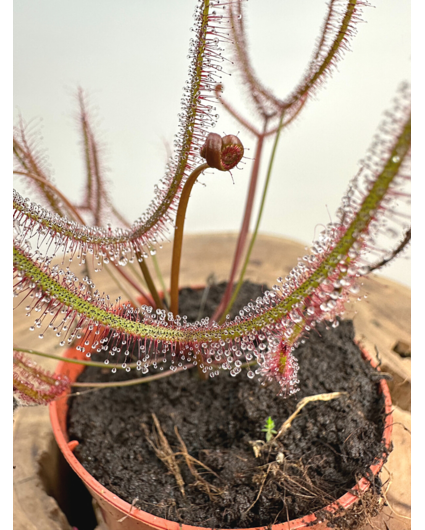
[50,338,392,530]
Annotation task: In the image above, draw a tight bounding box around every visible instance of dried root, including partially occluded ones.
[250,392,348,459]
[274,392,348,441]
[142,415,224,500]
[174,426,224,499]
[116,497,140,524]
[142,413,186,497]
[242,463,271,517]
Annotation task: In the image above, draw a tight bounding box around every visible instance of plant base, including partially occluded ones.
[50,283,392,529]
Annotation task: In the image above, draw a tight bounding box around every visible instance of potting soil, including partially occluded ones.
[68,281,390,528]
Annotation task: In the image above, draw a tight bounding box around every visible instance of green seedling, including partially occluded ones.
[262,417,278,443]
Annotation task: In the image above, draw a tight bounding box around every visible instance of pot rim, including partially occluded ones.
[50,325,393,530]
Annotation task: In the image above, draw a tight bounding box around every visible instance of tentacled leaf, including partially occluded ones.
[13,88,410,396]
[13,1,231,266]
[14,118,67,218]
[228,0,368,122]
[13,350,71,406]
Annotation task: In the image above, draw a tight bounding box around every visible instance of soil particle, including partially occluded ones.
[67,281,390,529]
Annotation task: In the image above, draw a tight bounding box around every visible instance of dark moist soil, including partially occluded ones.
[67,281,390,529]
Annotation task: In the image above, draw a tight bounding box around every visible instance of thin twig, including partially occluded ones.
[381,465,412,521]
[116,497,140,523]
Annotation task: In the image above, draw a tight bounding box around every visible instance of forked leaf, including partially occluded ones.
[228,0,367,123]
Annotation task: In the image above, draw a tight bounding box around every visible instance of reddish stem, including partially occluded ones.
[214,85,261,136]
[111,259,155,307]
[170,163,209,316]
[136,254,164,310]
[264,95,308,137]
[211,121,268,322]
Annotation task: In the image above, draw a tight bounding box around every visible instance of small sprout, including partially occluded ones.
[261,416,277,442]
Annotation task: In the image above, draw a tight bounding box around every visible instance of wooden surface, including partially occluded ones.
[13,233,411,529]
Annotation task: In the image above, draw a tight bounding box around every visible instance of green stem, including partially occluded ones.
[136,253,164,309]
[127,261,149,289]
[219,111,285,323]
[103,263,140,308]
[15,348,195,388]
[15,345,193,389]
[71,365,192,388]
[14,347,140,369]
[170,162,209,316]
[151,252,170,309]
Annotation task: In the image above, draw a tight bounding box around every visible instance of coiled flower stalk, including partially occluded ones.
[170,133,245,316]
[200,133,244,171]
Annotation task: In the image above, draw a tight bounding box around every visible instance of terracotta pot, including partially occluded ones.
[50,325,392,530]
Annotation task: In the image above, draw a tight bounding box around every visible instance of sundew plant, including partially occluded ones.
[13,0,411,406]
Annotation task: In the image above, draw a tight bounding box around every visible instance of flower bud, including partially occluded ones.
[200,133,244,171]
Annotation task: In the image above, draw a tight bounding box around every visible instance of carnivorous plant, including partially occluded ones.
[13,0,411,405]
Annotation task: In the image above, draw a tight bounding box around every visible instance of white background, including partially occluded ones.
[13,0,411,286]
